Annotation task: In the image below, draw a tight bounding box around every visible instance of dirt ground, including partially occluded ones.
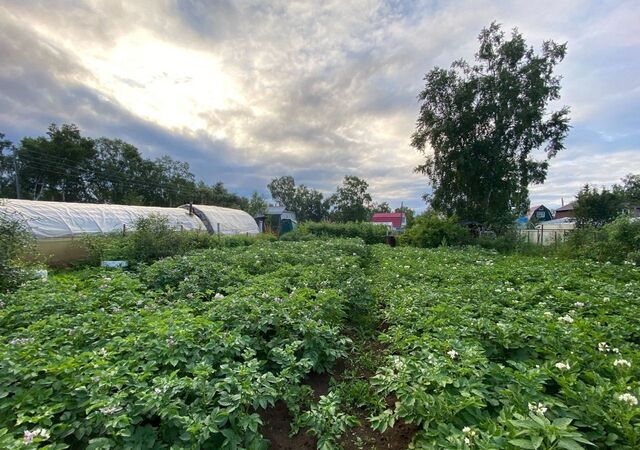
[259,360,417,450]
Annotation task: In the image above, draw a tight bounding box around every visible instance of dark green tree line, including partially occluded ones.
[0,124,248,210]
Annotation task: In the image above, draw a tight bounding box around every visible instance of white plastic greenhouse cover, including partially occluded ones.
[181,204,259,235]
[0,199,204,239]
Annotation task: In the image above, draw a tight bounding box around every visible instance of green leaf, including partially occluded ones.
[509,439,537,449]
[556,438,586,450]
[552,417,573,429]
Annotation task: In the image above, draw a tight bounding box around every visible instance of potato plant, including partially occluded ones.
[0,240,369,449]
[1,239,638,449]
[368,246,640,449]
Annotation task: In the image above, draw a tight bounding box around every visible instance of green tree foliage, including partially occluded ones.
[267,175,329,221]
[395,206,415,228]
[1,124,249,210]
[402,213,471,248]
[14,124,97,201]
[267,175,296,209]
[0,207,36,292]
[574,184,624,227]
[247,191,268,217]
[329,176,373,222]
[412,23,570,228]
[0,133,13,197]
[374,202,391,213]
[617,173,640,204]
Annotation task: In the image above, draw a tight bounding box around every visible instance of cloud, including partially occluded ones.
[0,0,638,211]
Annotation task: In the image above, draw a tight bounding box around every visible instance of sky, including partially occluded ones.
[0,0,639,211]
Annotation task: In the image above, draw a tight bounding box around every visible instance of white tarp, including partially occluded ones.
[0,199,204,239]
[182,204,259,235]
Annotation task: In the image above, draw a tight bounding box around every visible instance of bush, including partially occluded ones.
[558,215,639,264]
[474,229,552,256]
[82,215,275,264]
[402,214,470,248]
[298,222,388,244]
[0,210,37,291]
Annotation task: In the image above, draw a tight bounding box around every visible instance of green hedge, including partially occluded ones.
[295,222,389,244]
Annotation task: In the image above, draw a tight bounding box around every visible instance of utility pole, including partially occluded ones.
[13,153,21,199]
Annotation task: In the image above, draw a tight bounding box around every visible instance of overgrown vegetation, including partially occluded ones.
[1,239,638,449]
[0,239,368,449]
[402,213,470,248]
[83,215,276,265]
[290,222,389,245]
[558,215,640,264]
[0,208,36,292]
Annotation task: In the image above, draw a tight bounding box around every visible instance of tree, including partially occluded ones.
[14,124,96,201]
[574,184,624,227]
[374,202,391,213]
[248,191,268,217]
[294,185,329,222]
[412,22,570,228]
[90,138,146,204]
[618,173,640,204]
[395,206,415,228]
[267,176,296,209]
[329,176,373,222]
[267,176,329,221]
[0,133,14,197]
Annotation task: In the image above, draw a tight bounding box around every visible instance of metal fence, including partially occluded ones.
[518,228,572,246]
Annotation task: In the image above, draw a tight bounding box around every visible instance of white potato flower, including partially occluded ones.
[618,393,638,406]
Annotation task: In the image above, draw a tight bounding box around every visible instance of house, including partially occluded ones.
[526,204,553,222]
[554,201,576,219]
[371,212,406,231]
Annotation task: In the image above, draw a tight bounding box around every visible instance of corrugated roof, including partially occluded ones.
[556,201,576,212]
[371,212,404,219]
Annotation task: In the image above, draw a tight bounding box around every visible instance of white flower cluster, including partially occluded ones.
[23,428,50,443]
[574,302,585,308]
[614,359,632,368]
[598,342,610,352]
[555,361,571,371]
[544,312,553,318]
[186,293,194,299]
[462,426,476,445]
[99,405,123,414]
[558,315,574,324]
[214,293,225,299]
[10,337,34,345]
[166,336,176,347]
[618,393,638,406]
[447,349,459,359]
[528,402,548,415]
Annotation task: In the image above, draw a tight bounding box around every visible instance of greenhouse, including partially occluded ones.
[0,199,204,238]
[0,199,258,262]
[181,204,260,235]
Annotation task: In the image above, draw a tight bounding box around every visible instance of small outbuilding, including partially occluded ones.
[265,206,297,235]
[554,201,576,219]
[526,204,553,222]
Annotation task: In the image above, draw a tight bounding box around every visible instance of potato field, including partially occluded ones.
[1,239,639,449]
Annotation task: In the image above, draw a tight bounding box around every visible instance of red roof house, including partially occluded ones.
[371,212,406,229]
